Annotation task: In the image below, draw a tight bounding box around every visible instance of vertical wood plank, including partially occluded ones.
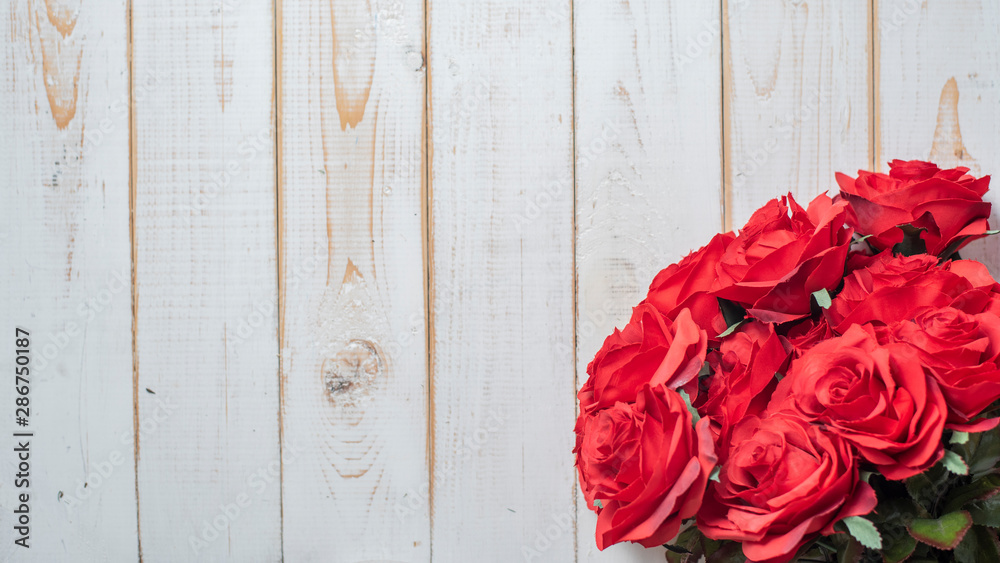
[278,0,430,560]
[876,0,1000,274]
[0,0,138,559]
[724,0,872,229]
[574,0,724,560]
[132,1,281,560]
[428,1,576,560]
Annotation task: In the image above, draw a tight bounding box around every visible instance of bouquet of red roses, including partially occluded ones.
[575,160,1000,563]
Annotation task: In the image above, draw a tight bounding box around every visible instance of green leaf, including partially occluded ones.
[811,288,832,309]
[882,530,918,563]
[967,497,1000,528]
[954,428,1000,478]
[986,229,1000,236]
[678,388,701,424]
[709,466,721,482]
[906,463,950,516]
[828,532,865,563]
[716,298,746,331]
[938,235,972,261]
[841,516,882,550]
[893,224,929,257]
[593,499,602,510]
[952,431,971,445]
[907,511,974,550]
[954,525,1000,563]
[871,495,922,562]
[944,473,1000,514]
[944,450,970,475]
[716,321,745,339]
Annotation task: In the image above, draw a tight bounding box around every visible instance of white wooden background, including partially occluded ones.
[1,0,999,561]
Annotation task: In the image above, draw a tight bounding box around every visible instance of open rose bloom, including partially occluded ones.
[575,160,1000,562]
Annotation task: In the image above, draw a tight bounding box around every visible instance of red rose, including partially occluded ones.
[886,307,1000,431]
[579,305,707,414]
[836,159,992,256]
[646,232,735,340]
[783,317,835,356]
[771,325,948,479]
[695,322,789,459]
[825,251,973,333]
[697,413,877,563]
[947,259,1000,316]
[713,193,853,323]
[575,385,717,549]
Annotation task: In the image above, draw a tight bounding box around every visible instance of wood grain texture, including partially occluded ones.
[278,0,430,560]
[0,0,138,559]
[877,0,1000,274]
[132,1,281,560]
[574,0,725,560]
[428,1,576,560]
[724,0,872,229]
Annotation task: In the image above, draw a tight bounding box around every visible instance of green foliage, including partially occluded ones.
[943,450,970,476]
[677,388,701,424]
[954,526,1000,563]
[966,497,1000,528]
[893,224,929,256]
[841,516,882,550]
[811,288,833,309]
[953,428,1000,478]
[907,511,973,550]
[716,298,746,337]
[664,525,744,563]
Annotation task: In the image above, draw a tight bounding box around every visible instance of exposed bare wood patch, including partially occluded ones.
[1,0,138,558]
[929,77,978,170]
[279,0,429,559]
[34,0,82,129]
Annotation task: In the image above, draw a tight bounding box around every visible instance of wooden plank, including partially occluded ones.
[427,1,576,560]
[876,0,1000,274]
[277,0,430,560]
[0,0,138,559]
[574,0,725,560]
[724,0,872,229]
[132,1,281,560]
